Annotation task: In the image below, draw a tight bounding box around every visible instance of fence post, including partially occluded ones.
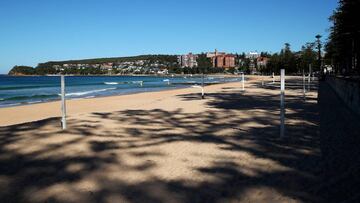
[201,87,204,99]
[312,72,315,81]
[61,75,67,130]
[280,69,285,137]
[201,73,205,99]
[241,73,245,91]
[303,69,306,100]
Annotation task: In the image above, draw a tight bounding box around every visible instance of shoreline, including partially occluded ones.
[0,84,187,109]
[0,75,267,126]
[3,73,243,77]
[0,79,236,109]
[0,81,244,126]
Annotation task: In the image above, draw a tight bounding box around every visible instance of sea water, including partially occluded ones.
[0,75,241,107]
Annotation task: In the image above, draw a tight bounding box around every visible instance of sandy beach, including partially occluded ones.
[0,75,257,127]
[0,76,321,202]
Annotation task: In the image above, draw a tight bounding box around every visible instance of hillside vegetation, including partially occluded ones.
[8,55,178,75]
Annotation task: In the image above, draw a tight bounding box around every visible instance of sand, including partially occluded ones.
[0,76,321,203]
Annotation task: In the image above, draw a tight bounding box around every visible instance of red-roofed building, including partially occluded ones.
[206,49,235,68]
[256,57,269,68]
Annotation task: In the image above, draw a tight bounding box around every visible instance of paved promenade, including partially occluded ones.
[317,81,360,202]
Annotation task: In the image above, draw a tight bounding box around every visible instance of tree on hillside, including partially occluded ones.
[280,43,297,73]
[267,53,281,73]
[35,65,58,75]
[325,0,360,75]
[299,42,317,72]
[8,66,35,75]
[260,51,271,58]
[267,42,313,74]
[197,53,212,74]
[315,35,322,72]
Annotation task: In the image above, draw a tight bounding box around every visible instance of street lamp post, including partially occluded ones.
[315,34,322,73]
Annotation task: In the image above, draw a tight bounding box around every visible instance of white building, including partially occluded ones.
[246,52,260,59]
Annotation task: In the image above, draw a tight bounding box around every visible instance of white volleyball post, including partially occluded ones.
[191,84,204,99]
[261,73,264,86]
[280,69,285,137]
[308,64,311,91]
[312,73,315,81]
[201,87,204,99]
[61,75,67,130]
[163,79,170,85]
[241,72,245,91]
[201,73,205,99]
[272,72,275,83]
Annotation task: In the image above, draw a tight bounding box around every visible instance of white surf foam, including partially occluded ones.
[27,100,42,104]
[104,82,119,85]
[60,88,116,97]
[0,103,21,107]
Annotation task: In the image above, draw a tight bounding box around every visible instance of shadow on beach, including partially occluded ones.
[0,78,329,202]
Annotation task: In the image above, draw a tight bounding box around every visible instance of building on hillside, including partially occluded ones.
[224,54,236,68]
[177,53,198,68]
[246,51,260,59]
[245,52,261,74]
[256,57,269,68]
[206,49,226,58]
[100,63,113,71]
[206,49,235,68]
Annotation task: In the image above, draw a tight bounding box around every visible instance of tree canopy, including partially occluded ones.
[8,66,35,75]
[265,42,317,74]
[325,0,360,75]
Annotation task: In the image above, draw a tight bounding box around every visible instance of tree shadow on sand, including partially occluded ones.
[0,79,324,202]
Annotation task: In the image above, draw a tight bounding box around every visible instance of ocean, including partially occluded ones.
[0,75,241,108]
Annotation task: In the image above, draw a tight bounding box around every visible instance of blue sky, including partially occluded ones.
[0,0,338,74]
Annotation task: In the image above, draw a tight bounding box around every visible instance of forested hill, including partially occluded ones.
[40,55,178,65]
[8,55,179,75]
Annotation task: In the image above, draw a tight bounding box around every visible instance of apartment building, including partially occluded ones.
[177,53,198,68]
[206,49,235,68]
